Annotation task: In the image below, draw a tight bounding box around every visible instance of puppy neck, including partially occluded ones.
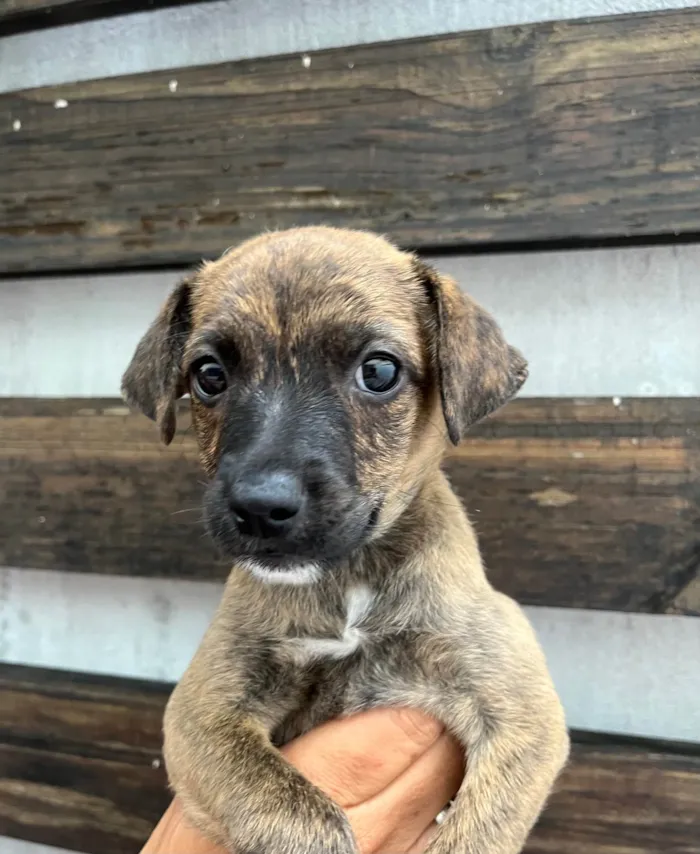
[358,470,482,587]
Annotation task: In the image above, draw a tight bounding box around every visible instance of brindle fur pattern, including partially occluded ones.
[122,227,569,854]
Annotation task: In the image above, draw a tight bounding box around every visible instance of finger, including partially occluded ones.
[406,822,439,854]
[405,807,453,854]
[348,731,463,854]
[141,799,226,854]
[281,707,444,808]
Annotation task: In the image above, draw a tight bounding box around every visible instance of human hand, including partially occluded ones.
[141,707,463,854]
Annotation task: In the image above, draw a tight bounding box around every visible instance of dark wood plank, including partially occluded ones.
[0,663,170,854]
[1,663,699,854]
[452,398,700,616]
[0,0,215,37]
[526,732,700,854]
[3,8,700,273]
[0,0,75,17]
[1,397,698,613]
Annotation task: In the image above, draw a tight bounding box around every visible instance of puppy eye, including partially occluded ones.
[355,355,401,395]
[191,358,227,402]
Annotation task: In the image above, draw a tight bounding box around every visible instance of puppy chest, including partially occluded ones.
[271,628,428,746]
[285,585,376,665]
[265,589,431,744]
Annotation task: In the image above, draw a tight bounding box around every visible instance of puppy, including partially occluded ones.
[122,226,569,854]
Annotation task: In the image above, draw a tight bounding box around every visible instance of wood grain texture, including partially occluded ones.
[0,0,213,36]
[1,397,698,613]
[3,8,700,272]
[0,663,170,854]
[454,398,700,615]
[1,662,699,854]
[526,732,700,854]
[0,0,75,17]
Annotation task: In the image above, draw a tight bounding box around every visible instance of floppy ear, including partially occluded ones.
[415,259,528,445]
[121,275,194,445]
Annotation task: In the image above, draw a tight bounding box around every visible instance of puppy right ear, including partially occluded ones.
[121,274,194,445]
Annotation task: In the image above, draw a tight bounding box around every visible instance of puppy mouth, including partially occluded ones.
[239,556,323,585]
[248,551,311,570]
[205,497,382,574]
[253,551,291,565]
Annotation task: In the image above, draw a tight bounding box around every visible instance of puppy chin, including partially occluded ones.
[239,558,323,586]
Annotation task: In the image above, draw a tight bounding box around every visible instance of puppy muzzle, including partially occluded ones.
[202,455,378,572]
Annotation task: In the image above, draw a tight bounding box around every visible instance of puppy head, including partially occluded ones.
[122,227,526,581]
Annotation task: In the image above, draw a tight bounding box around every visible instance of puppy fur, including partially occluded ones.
[122,226,569,854]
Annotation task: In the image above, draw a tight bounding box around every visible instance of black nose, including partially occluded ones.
[228,470,304,539]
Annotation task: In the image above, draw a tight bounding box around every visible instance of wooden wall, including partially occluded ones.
[0,0,214,36]
[2,397,698,613]
[4,7,700,272]
[1,1,699,852]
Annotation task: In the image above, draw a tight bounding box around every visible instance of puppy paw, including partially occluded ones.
[298,803,358,854]
[228,793,358,854]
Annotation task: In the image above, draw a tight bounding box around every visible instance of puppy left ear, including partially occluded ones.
[121,274,194,445]
[415,259,528,445]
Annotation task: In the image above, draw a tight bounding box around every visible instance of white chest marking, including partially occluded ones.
[293,585,375,662]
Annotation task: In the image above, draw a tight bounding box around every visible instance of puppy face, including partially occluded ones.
[122,227,526,581]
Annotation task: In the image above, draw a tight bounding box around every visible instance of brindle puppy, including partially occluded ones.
[122,226,569,854]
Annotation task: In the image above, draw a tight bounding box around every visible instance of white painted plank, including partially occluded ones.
[436,246,700,398]
[0,568,219,683]
[1,568,698,743]
[0,271,172,399]
[1,244,698,397]
[1,0,697,93]
[0,839,76,854]
[527,607,700,744]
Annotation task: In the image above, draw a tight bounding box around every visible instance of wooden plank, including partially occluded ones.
[3,8,700,273]
[527,732,700,854]
[460,398,700,615]
[0,0,76,19]
[1,663,699,854]
[0,0,214,37]
[1,397,698,613]
[0,663,170,854]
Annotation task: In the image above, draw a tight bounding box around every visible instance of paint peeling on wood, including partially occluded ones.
[529,487,578,508]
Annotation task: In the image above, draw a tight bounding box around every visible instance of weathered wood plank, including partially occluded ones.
[1,663,699,854]
[527,732,700,854]
[3,8,700,273]
[0,663,170,854]
[452,401,700,616]
[1,397,698,613]
[0,0,75,18]
[0,0,212,36]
